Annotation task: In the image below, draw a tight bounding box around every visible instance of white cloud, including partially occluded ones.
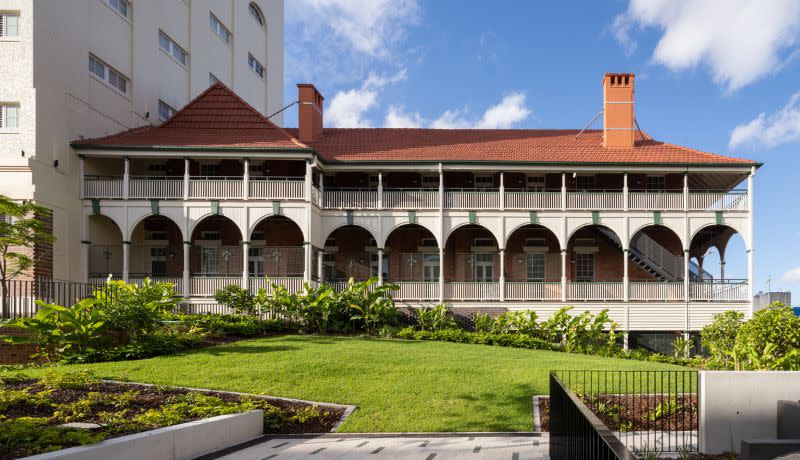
[327,69,407,128]
[384,106,424,128]
[291,0,419,57]
[382,93,531,129]
[780,266,800,283]
[729,91,800,149]
[611,0,800,91]
[475,93,531,129]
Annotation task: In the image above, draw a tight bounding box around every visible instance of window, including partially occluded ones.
[423,254,440,282]
[200,163,219,177]
[322,253,336,280]
[248,247,264,275]
[474,174,494,189]
[527,253,546,282]
[0,105,19,129]
[209,73,220,86]
[88,55,128,94]
[0,13,19,37]
[201,248,219,274]
[575,253,595,281]
[473,254,494,282]
[150,247,167,276]
[210,13,231,44]
[248,2,265,26]
[325,237,337,247]
[105,0,130,19]
[526,175,545,192]
[420,237,437,247]
[159,30,188,67]
[158,100,176,121]
[248,53,264,78]
[576,175,596,191]
[646,175,666,192]
[421,174,439,189]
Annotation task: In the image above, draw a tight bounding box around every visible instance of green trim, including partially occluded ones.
[241,240,250,245]
[346,210,354,225]
[408,210,416,224]
[150,199,159,215]
[591,211,600,225]
[210,201,220,215]
[122,241,131,245]
[653,211,661,225]
[529,211,538,224]
[90,199,100,215]
[183,241,191,245]
[80,240,91,245]
[715,211,724,225]
[272,201,281,215]
[468,211,476,224]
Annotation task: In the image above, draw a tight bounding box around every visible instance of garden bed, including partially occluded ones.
[536,394,697,432]
[0,371,347,460]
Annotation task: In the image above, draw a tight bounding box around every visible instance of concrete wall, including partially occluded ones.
[700,371,800,454]
[27,410,264,460]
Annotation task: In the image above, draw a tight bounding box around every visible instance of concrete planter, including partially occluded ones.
[23,410,264,460]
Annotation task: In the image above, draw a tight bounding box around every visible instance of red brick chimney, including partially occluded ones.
[602,73,635,149]
[297,83,324,142]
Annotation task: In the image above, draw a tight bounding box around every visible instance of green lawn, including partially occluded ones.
[20,336,688,432]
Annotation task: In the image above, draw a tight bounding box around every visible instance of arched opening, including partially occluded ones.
[628,225,685,301]
[87,214,123,281]
[567,225,624,300]
[249,216,305,292]
[689,225,748,301]
[248,2,265,26]
[190,215,243,296]
[129,216,183,285]
[384,224,440,301]
[504,224,561,300]
[321,225,377,289]
[444,224,499,300]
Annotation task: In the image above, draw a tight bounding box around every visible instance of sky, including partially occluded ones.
[283,0,800,304]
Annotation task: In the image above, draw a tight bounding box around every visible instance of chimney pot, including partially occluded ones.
[602,73,635,149]
[297,83,324,142]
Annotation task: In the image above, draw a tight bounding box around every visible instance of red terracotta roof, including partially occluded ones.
[287,128,754,165]
[71,83,306,150]
[72,84,754,166]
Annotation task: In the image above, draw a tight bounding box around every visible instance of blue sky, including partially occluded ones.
[284,0,800,304]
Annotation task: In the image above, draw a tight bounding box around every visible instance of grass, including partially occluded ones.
[14,336,689,432]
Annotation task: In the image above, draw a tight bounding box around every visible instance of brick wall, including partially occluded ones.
[0,328,41,365]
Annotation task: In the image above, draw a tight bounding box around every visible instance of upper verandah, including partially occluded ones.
[71,78,758,168]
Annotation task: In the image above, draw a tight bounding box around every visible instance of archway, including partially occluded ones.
[128,216,183,281]
[689,225,748,302]
[566,224,624,301]
[189,215,243,278]
[628,225,685,301]
[87,214,123,280]
[321,225,377,286]
[504,224,561,300]
[250,215,304,278]
[384,224,439,283]
[443,224,500,300]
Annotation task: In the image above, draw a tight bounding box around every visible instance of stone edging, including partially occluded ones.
[103,380,356,432]
[532,395,548,432]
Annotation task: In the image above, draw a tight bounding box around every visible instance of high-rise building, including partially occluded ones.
[0,0,284,279]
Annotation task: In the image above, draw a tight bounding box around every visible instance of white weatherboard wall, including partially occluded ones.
[25,410,264,460]
[699,371,800,454]
[0,0,284,281]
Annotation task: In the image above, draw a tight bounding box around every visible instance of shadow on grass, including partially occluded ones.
[435,381,539,432]
[188,344,300,356]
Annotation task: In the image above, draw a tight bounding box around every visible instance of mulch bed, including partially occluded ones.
[3,379,344,434]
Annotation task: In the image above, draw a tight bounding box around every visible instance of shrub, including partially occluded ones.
[472,313,493,333]
[412,304,457,331]
[40,369,100,390]
[214,285,257,316]
[701,310,744,367]
[347,278,400,334]
[733,303,800,370]
[492,310,540,336]
[99,278,182,341]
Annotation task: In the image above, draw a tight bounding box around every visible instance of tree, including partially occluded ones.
[0,195,55,318]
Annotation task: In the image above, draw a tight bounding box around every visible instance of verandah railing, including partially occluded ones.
[549,370,699,456]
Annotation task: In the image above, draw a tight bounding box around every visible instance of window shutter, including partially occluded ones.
[0,106,4,128]
[0,15,4,37]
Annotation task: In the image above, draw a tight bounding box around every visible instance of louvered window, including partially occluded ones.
[0,13,19,37]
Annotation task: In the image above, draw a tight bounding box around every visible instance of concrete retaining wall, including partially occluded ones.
[24,410,264,460]
[699,371,800,454]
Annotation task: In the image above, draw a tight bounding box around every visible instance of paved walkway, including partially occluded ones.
[210,433,550,460]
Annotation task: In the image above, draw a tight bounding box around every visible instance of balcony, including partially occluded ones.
[83,176,305,200]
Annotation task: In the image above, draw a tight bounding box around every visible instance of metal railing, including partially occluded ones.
[550,371,637,460]
[0,278,118,319]
[550,370,699,455]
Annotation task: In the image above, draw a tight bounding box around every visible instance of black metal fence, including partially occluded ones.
[549,370,699,458]
[0,278,116,319]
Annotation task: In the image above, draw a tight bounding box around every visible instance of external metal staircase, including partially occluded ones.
[592,227,712,282]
